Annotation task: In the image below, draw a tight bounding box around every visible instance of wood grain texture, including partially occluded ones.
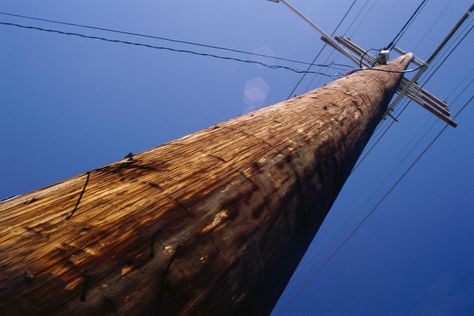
[0,54,413,315]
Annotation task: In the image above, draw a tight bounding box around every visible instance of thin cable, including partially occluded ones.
[0,21,338,76]
[278,95,473,313]
[392,20,472,118]
[0,10,320,68]
[443,68,474,102]
[286,0,359,99]
[303,48,422,93]
[357,74,474,238]
[352,20,473,172]
[424,19,473,79]
[389,0,428,49]
[374,75,474,196]
[359,48,379,67]
[305,0,373,91]
[352,118,395,173]
[304,48,423,93]
[304,0,370,91]
[292,71,474,287]
[422,23,474,84]
[425,3,474,65]
[332,62,354,69]
[344,0,371,37]
[348,0,377,38]
[304,55,337,91]
[287,47,328,98]
[386,0,428,50]
[359,64,425,74]
[412,0,457,52]
[281,10,473,303]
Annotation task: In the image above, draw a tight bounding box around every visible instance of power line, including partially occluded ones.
[278,95,473,313]
[285,0,359,99]
[0,11,322,68]
[392,19,473,120]
[319,82,474,311]
[412,0,456,52]
[352,17,473,173]
[361,63,425,74]
[305,62,422,80]
[385,0,428,50]
[344,0,371,37]
[444,68,474,102]
[303,53,337,91]
[290,70,474,293]
[373,75,474,201]
[304,0,372,91]
[321,12,469,172]
[278,36,473,309]
[425,3,474,65]
[388,73,474,179]
[0,21,341,76]
[348,0,377,38]
[286,47,328,98]
[422,23,474,84]
[351,116,395,172]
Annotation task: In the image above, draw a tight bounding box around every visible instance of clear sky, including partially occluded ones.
[0,0,473,315]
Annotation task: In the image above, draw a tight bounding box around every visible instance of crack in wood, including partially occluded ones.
[207,153,226,163]
[149,229,160,259]
[155,245,180,314]
[79,274,91,302]
[66,172,90,220]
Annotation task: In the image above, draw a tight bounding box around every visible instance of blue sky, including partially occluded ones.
[0,0,473,315]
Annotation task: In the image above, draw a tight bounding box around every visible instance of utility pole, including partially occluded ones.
[0,53,413,315]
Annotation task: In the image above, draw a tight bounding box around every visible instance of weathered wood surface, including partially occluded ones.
[0,54,412,315]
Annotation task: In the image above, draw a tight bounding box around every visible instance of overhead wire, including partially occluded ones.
[331,0,378,98]
[348,0,377,39]
[352,18,473,173]
[354,55,454,172]
[313,1,452,172]
[301,48,426,95]
[360,64,425,74]
[304,0,372,91]
[424,3,474,65]
[387,20,471,121]
[0,11,321,68]
[385,0,428,50]
[0,21,343,76]
[289,70,474,295]
[375,75,474,196]
[389,18,473,122]
[442,67,474,102]
[345,0,428,142]
[278,94,473,314]
[343,0,372,38]
[421,23,474,84]
[285,0,359,99]
[412,0,457,52]
[282,13,474,307]
[285,21,474,309]
[379,18,474,146]
[348,0,429,76]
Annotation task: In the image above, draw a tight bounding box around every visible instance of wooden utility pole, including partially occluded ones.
[0,54,412,315]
